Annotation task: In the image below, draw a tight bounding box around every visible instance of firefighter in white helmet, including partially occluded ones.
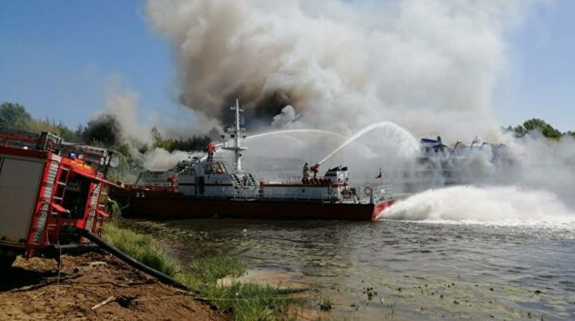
[303,162,311,179]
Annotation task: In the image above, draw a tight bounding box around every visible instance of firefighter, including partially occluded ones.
[168,174,177,191]
[310,163,320,179]
[303,162,311,179]
[206,142,216,162]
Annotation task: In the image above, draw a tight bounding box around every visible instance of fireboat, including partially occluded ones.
[112,100,395,220]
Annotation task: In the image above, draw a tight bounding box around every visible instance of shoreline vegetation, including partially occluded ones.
[104,219,317,321]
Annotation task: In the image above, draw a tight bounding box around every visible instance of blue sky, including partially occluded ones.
[494,0,575,132]
[0,0,177,127]
[1,0,574,132]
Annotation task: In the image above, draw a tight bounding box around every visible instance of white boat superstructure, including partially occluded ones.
[133,100,389,204]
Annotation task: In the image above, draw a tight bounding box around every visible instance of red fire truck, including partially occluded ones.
[0,129,116,269]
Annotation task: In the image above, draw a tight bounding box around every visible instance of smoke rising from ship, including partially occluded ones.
[144,0,527,138]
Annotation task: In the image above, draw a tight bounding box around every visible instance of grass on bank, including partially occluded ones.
[103,221,305,321]
[103,223,178,277]
[189,253,247,284]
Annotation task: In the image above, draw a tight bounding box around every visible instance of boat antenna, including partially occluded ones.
[222,99,248,172]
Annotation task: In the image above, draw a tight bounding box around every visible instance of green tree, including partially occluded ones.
[151,127,175,151]
[0,102,32,130]
[512,118,562,139]
[27,117,79,141]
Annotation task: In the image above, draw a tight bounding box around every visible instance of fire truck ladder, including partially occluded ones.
[30,159,67,246]
[82,182,102,244]
[47,164,71,242]
[93,186,109,236]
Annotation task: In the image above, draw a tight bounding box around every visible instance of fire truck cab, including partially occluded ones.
[0,129,114,269]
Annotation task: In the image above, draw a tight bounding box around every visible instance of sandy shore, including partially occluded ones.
[0,252,231,321]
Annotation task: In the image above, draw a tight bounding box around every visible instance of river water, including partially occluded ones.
[134,216,575,320]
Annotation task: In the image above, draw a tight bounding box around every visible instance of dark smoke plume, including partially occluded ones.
[82,114,122,146]
[144,0,533,139]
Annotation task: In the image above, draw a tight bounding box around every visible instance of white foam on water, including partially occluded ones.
[383,185,575,226]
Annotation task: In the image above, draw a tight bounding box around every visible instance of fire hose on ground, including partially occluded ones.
[58,226,315,296]
[62,225,192,292]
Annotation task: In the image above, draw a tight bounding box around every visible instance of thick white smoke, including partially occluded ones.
[91,77,193,171]
[139,147,193,171]
[94,75,153,144]
[505,132,575,192]
[144,0,530,139]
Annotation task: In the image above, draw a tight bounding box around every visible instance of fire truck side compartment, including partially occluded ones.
[0,155,46,243]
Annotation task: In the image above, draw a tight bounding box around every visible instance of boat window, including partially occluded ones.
[183,168,195,175]
[302,189,305,193]
[206,163,219,174]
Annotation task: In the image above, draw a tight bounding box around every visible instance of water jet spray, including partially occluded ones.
[247,129,347,141]
[319,122,419,165]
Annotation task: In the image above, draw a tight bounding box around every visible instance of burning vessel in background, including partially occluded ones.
[417,136,515,183]
[112,101,395,220]
[370,135,518,196]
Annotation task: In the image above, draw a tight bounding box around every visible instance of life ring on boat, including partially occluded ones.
[364,187,372,196]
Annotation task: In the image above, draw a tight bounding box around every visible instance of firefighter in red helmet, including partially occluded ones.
[207,142,216,162]
[310,163,320,179]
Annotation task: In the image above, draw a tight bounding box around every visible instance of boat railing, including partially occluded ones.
[196,184,339,203]
[278,175,305,183]
[208,155,228,164]
[254,185,369,204]
[363,183,395,202]
[124,183,176,192]
[277,175,336,184]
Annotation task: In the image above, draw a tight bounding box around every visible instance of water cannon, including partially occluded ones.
[310,163,320,173]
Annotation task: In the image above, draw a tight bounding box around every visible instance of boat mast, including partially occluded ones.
[222,99,248,172]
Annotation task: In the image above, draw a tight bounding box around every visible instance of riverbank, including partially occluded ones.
[105,220,316,321]
[0,221,316,321]
[0,252,228,321]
